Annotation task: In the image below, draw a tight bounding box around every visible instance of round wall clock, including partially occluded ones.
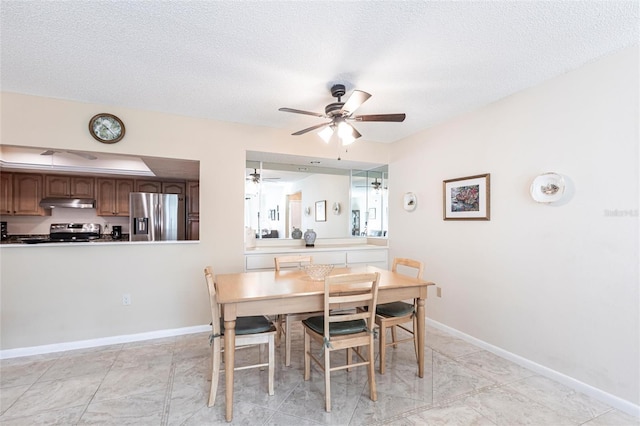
[89,113,125,144]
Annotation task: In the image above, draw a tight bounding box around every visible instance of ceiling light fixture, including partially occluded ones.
[317,120,357,146]
[279,84,406,151]
[318,125,334,143]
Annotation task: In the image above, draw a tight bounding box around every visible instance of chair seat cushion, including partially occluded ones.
[302,315,368,336]
[219,316,274,335]
[376,302,414,317]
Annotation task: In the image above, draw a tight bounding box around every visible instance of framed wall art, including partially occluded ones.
[443,173,490,220]
[315,200,326,222]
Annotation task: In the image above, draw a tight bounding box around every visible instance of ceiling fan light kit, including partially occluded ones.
[279,83,406,147]
[318,125,334,143]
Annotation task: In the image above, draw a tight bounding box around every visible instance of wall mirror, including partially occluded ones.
[245,151,387,240]
[351,167,388,237]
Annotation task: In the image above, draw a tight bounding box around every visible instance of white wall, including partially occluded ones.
[293,174,350,238]
[389,46,639,406]
[0,92,390,350]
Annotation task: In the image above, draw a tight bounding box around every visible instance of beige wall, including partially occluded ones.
[0,92,390,349]
[388,46,639,406]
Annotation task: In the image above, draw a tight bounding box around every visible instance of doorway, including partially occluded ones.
[286,191,302,238]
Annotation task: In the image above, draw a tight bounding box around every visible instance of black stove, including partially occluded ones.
[22,223,102,244]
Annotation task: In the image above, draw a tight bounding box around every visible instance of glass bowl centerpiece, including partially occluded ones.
[303,264,334,281]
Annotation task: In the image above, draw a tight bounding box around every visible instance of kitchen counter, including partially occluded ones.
[0,235,198,246]
[244,243,386,255]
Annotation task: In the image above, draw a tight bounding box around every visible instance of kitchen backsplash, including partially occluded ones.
[3,209,129,236]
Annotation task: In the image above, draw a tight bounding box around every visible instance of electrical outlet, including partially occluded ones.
[122,294,131,305]
[437,287,442,298]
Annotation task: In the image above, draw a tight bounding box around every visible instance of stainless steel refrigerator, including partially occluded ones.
[129,192,185,241]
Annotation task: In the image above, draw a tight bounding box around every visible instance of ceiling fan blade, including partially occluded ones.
[352,113,406,122]
[291,121,332,136]
[350,124,362,140]
[340,90,371,114]
[278,107,325,118]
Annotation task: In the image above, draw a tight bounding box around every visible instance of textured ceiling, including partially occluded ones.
[1,1,638,144]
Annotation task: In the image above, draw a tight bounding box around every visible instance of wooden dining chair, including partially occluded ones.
[375,257,424,374]
[204,266,276,407]
[302,272,380,412]
[274,255,321,366]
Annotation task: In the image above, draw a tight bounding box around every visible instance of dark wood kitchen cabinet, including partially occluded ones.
[187,218,199,240]
[186,181,199,240]
[162,181,186,195]
[135,180,162,193]
[135,180,186,195]
[1,173,48,216]
[0,172,12,215]
[44,175,95,198]
[96,178,134,217]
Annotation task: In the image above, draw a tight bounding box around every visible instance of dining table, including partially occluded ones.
[215,265,434,421]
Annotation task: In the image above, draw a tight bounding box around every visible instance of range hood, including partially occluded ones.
[39,198,96,209]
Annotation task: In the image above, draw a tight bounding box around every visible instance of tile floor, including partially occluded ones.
[1,324,638,425]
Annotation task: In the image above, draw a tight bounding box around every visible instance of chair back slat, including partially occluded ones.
[392,257,424,279]
[204,266,221,336]
[323,272,380,339]
[274,255,313,270]
[327,312,369,323]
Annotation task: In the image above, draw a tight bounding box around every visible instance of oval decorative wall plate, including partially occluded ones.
[403,192,417,211]
[530,172,565,203]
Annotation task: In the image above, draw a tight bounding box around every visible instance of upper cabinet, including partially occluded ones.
[1,173,48,216]
[162,181,186,195]
[186,181,199,240]
[96,178,134,217]
[135,180,162,193]
[187,181,199,216]
[135,180,186,195]
[44,175,95,198]
[0,173,13,215]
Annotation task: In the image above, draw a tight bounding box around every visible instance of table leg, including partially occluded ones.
[416,298,425,377]
[224,319,236,422]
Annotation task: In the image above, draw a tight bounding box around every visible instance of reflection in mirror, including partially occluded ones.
[351,168,388,237]
[245,151,387,240]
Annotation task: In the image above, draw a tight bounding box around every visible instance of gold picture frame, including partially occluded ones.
[443,173,490,220]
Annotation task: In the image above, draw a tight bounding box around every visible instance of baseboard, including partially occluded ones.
[426,319,640,418]
[0,325,211,360]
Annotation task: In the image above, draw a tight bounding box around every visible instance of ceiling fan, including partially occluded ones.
[278,84,406,145]
[246,169,280,184]
[40,150,97,160]
[357,177,385,190]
